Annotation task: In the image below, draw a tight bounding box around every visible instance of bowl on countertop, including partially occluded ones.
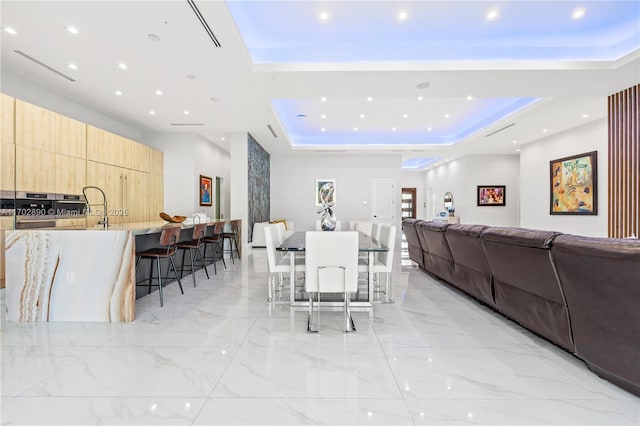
[159,212,186,223]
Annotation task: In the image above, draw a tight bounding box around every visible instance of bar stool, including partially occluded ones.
[221,219,241,263]
[202,221,227,274]
[135,225,183,307]
[175,223,209,287]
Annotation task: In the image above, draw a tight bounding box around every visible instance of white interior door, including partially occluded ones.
[371,178,395,223]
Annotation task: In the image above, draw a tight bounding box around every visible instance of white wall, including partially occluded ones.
[520,119,607,237]
[400,171,426,219]
[271,154,402,231]
[230,132,249,252]
[425,155,520,226]
[1,71,142,141]
[143,132,230,220]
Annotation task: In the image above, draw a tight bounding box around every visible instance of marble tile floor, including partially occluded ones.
[1,246,638,425]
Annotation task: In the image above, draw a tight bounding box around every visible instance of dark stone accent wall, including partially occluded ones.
[248,133,270,242]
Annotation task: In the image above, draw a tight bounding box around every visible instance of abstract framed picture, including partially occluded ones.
[550,151,597,215]
[199,175,213,206]
[477,185,506,206]
[315,178,336,206]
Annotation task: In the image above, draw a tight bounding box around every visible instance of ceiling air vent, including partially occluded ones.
[267,124,278,138]
[13,50,76,82]
[187,0,221,47]
[171,123,205,126]
[485,123,516,137]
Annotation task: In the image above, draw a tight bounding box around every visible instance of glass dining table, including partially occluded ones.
[276,231,389,307]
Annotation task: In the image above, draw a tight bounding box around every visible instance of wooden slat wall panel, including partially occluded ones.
[608,84,639,238]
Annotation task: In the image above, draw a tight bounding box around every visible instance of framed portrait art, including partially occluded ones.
[199,175,213,206]
[550,151,597,215]
[315,178,336,206]
[477,185,506,206]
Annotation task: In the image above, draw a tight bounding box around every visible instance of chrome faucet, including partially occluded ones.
[82,186,109,228]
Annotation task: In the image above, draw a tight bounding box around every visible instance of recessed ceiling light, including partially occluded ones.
[321,97,327,102]
[184,110,190,115]
[367,96,373,102]
[66,26,79,35]
[392,127,397,131]
[117,62,127,70]
[512,140,518,144]
[444,113,450,118]
[220,137,225,141]
[516,148,521,152]
[427,127,433,131]
[467,95,473,101]
[114,90,123,96]
[360,114,365,118]
[147,33,161,42]
[582,113,589,118]
[149,110,156,115]
[319,11,329,22]
[155,89,163,96]
[67,63,78,70]
[321,114,326,119]
[186,74,196,80]
[3,27,17,35]
[487,9,499,21]
[321,127,326,132]
[403,113,408,118]
[398,10,408,21]
[572,8,586,20]
[417,96,423,101]
[353,127,358,132]
[542,128,548,133]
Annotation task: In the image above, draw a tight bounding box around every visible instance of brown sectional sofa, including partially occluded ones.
[551,234,640,396]
[481,227,573,351]
[401,219,424,268]
[402,219,640,396]
[445,224,494,308]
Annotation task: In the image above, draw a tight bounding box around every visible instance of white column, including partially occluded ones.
[229,132,249,254]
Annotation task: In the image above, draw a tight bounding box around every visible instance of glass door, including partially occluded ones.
[401,187,416,219]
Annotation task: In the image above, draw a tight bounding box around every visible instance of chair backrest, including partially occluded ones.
[305,231,359,293]
[192,223,207,241]
[264,225,280,271]
[377,224,396,270]
[213,221,225,236]
[371,223,382,242]
[274,222,287,244]
[355,221,373,236]
[160,225,182,247]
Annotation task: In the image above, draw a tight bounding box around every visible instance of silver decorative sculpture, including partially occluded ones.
[317,182,336,231]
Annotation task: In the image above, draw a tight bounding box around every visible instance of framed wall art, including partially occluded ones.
[477,185,506,206]
[199,174,213,206]
[550,151,597,215]
[315,178,336,206]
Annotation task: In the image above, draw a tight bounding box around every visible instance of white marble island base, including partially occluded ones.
[4,230,135,321]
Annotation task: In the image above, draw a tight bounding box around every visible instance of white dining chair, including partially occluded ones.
[305,231,359,332]
[371,222,382,241]
[358,224,396,302]
[265,225,304,302]
[355,221,373,236]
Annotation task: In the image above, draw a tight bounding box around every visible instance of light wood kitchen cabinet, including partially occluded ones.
[55,154,86,195]
[124,169,149,223]
[148,173,164,221]
[1,94,15,145]
[149,148,163,176]
[15,100,57,152]
[86,161,122,226]
[55,217,87,229]
[0,142,15,191]
[15,145,56,193]
[56,115,86,158]
[87,125,119,165]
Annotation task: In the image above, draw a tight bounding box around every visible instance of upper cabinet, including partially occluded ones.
[87,125,150,172]
[56,115,86,158]
[15,100,57,151]
[1,94,15,145]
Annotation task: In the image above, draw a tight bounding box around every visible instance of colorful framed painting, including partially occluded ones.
[550,151,597,215]
[199,175,213,206]
[477,185,506,206]
[315,178,336,206]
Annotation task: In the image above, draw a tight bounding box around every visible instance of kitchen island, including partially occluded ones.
[4,219,240,322]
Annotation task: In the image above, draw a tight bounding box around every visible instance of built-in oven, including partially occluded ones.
[0,190,15,218]
[15,191,56,229]
[54,193,88,219]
